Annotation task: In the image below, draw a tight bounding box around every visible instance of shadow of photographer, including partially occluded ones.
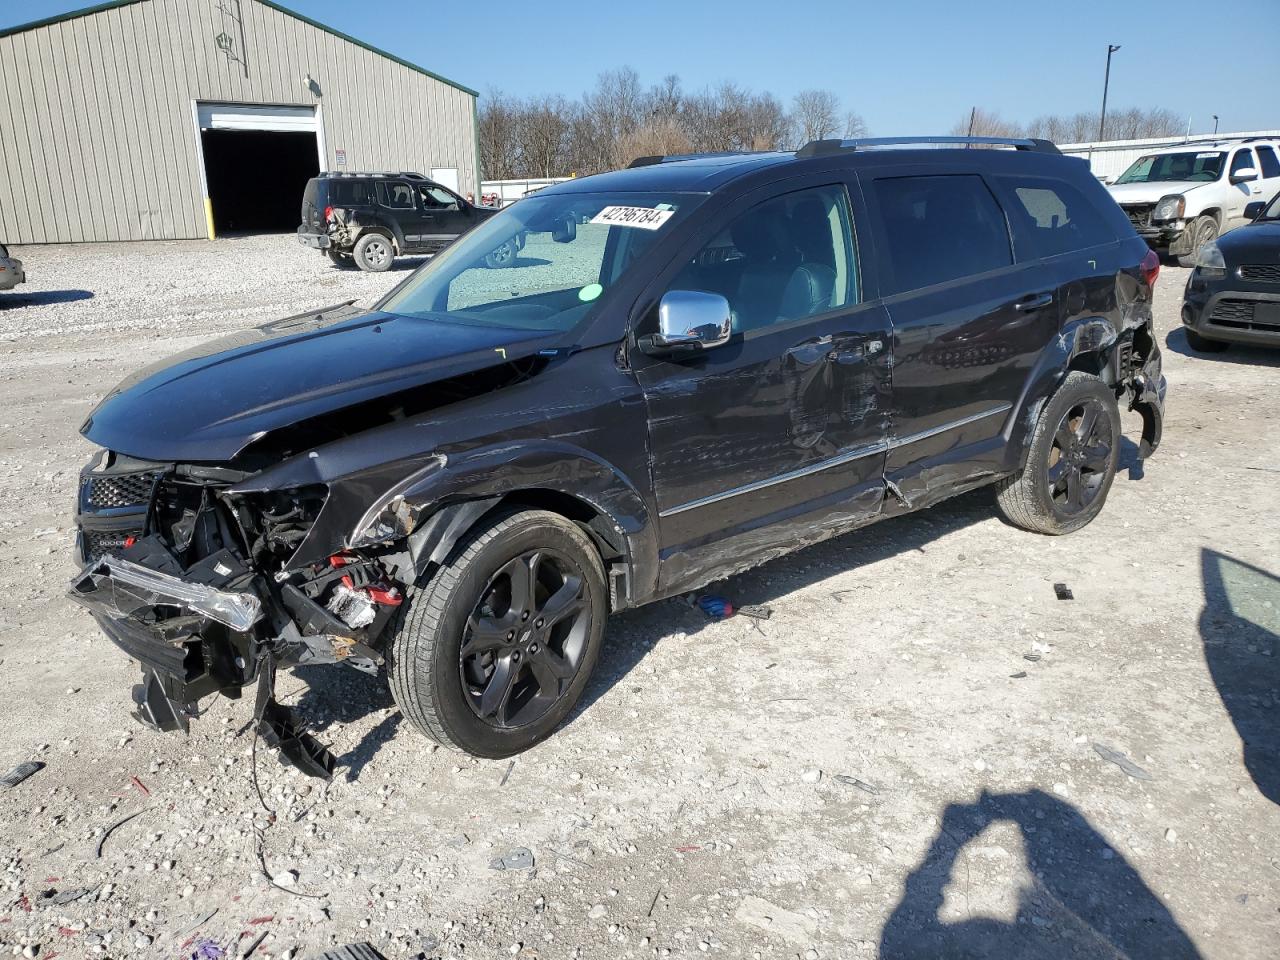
[880,789,1201,959]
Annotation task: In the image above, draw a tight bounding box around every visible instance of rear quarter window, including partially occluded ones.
[330,180,374,206]
[870,175,1012,295]
[1255,145,1280,179]
[996,176,1118,260]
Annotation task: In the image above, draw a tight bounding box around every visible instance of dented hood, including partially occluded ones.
[1106,180,1207,204]
[81,303,563,462]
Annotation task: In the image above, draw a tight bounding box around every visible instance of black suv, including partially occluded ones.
[297,171,501,272]
[72,136,1166,777]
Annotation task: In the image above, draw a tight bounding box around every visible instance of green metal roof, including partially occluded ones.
[0,0,479,98]
[0,0,145,38]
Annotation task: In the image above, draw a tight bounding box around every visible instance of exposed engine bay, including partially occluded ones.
[69,457,410,779]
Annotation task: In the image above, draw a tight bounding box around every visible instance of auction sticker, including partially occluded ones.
[590,205,674,230]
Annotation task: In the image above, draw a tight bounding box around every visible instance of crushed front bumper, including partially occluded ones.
[65,533,392,779]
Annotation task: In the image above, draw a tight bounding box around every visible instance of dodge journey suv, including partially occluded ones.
[71,136,1166,777]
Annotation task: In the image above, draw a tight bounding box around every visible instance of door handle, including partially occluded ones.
[827,338,884,363]
[1015,292,1054,312]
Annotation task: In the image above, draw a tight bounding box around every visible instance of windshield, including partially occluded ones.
[380,191,705,332]
[1115,151,1225,184]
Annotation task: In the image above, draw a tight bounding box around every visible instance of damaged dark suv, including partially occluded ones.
[70,136,1166,777]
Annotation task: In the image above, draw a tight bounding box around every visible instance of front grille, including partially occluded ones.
[1122,204,1153,229]
[1209,300,1255,325]
[1239,264,1280,284]
[83,528,143,563]
[85,471,157,508]
[1207,299,1280,333]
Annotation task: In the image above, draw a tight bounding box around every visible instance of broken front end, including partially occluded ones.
[68,452,408,778]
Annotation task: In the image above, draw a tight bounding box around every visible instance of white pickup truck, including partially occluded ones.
[1106,139,1280,266]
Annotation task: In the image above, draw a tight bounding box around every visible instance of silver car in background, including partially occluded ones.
[0,242,24,291]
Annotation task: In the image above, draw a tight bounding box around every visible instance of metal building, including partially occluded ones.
[0,0,480,243]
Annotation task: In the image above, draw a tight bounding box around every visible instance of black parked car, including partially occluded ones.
[1181,192,1280,351]
[71,136,1166,776]
[297,171,502,272]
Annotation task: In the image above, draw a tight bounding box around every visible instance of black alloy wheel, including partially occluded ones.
[460,549,589,729]
[1046,397,1112,517]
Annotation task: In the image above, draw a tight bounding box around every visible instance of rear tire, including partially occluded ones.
[353,232,394,272]
[1177,215,1219,268]
[387,509,606,758]
[996,372,1121,535]
[1185,328,1228,352]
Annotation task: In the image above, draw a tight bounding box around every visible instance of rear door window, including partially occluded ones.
[870,175,1012,295]
[1254,145,1280,179]
[377,181,416,209]
[996,176,1118,259]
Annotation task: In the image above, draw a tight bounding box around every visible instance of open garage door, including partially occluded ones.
[197,103,321,235]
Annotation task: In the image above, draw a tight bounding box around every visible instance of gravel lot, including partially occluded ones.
[0,234,1277,960]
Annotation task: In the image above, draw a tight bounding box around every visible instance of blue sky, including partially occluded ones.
[6,0,1279,136]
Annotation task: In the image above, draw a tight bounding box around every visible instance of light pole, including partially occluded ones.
[1212,115,1219,135]
[1098,44,1121,142]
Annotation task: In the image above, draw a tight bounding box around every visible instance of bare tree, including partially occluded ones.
[1027,106,1183,143]
[478,89,522,181]
[520,95,573,178]
[950,108,1024,138]
[617,120,693,167]
[791,89,841,145]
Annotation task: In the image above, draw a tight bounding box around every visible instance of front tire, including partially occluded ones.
[388,509,606,758]
[996,372,1121,535]
[1177,215,1219,268]
[326,248,351,267]
[353,232,394,272]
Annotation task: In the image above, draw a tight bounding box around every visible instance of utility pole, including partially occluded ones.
[1212,114,1219,135]
[1098,44,1121,143]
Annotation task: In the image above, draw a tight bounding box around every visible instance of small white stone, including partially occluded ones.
[1165,828,1177,843]
[588,903,606,919]
[273,869,298,888]
[973,759,987,772]
[801,767,822,783]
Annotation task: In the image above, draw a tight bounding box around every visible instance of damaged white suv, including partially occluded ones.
[1107,139,1280,266]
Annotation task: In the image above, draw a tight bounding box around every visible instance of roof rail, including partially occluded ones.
[627,151,772,168]
[796,136,1062,158]
[317,170,429,179]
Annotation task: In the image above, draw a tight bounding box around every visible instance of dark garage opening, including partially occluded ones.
[201,129,319,234]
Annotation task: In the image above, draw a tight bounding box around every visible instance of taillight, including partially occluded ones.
[1141,248,1160,289]
[323,204,334,221]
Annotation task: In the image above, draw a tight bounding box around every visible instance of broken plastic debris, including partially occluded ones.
[1,760,44,788]
[488,847,534,871]
[833,774,880,795]
[1093,743,1154,781]
[697,595,734,619]
[68,556,261,631]
[1054,582,1074,600]
[188,938,228,959]
[47,888,92,905]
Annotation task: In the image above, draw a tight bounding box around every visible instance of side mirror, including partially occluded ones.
[1244,200,1266,221]
[1230,166,1259,184]
[638,290,732,357]
[552,217,577,243]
